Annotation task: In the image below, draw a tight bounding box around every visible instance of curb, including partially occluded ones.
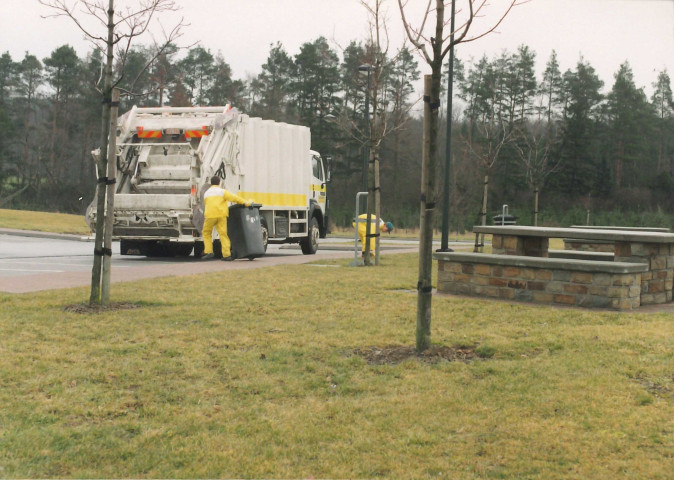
[0,228,92,242]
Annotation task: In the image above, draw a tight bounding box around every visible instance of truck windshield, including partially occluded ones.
[312,156,324,181]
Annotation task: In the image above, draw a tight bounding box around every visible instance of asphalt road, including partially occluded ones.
[0,231,419,293]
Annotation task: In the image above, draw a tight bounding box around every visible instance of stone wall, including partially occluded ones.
[434,253,647,311]
[615,241,674,304]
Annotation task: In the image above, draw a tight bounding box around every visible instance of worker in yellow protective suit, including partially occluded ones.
[201,175,254,261]
[353,213,394,256]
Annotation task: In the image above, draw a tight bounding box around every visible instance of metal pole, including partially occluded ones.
[350,192,368,266]
[440,0,456,252]
[363,70,371,194]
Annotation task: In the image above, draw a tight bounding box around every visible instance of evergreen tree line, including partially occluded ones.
[0,40,672,229]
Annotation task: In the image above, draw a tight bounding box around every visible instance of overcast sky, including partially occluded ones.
[2,0,673,98]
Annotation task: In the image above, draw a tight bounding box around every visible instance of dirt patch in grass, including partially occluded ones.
[635,373,674,399]
[64,302,143,314]
[354,345,478,365]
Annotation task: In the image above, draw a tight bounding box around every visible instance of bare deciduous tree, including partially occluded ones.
[40,0,186,305]
[514,121,560,226]
[361,0,417,266]
[397,0,524,351]
[336,0,418,266]
[468,120,513,251]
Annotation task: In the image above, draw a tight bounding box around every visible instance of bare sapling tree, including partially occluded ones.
[514,121,560,226]
[469,119,513,251]
[361,0,414,266]
[397,0,524,351]
[40,0,186,305]
[336,0,417,266]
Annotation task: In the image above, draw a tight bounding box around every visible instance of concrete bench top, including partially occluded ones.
[472,225,674,243]
[548,250,615,261]
[433,252,649,274]
[570,225,670,232]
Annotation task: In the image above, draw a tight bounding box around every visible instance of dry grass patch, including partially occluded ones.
[63,302,143,314]
[353,344,478,365]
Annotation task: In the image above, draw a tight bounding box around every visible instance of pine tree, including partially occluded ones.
[651,70,674,176]
[208,53,244,106]
[293,37,341,154]
[253,42,295,120]
[538,50,564,126]
[43,45,82,184]
[556,58,604,196]
[16,53,43,188]
[178,46,215,106]
[606,62,656,189]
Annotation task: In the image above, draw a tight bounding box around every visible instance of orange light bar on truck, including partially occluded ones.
[184,126,211,138]
[136,126,162,138]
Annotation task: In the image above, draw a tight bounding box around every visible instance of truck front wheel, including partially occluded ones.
[300,217,319,255]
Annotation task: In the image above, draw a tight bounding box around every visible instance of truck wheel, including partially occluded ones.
[300,217,319,255]
[260,218,269,252]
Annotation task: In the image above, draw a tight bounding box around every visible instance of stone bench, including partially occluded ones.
[434,252,649,310]
[564,226,671,252]
[473,225,674,305]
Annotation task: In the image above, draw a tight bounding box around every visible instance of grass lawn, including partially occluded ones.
[0,209,91,235]
[0,250,672,478]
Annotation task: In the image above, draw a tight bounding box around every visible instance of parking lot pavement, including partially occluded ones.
[0,232,419,293]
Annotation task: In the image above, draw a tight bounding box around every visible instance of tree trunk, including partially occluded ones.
[416,75,437,352]
[101,88,119,306]
[0,184,30,207]
[616,141,624,189]
[90,0,115,305]
[474,172,489,252]
[534,187,539,226]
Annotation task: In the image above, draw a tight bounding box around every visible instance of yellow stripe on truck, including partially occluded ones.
[310,184,326,192]
[238,192,307,208]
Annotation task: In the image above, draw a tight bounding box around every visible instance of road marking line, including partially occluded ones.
[0,261,87,266]
[0,268,65,272]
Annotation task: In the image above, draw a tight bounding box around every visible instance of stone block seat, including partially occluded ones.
[434,252,648,310]
[472,225,674,306]
[563,226,670,252]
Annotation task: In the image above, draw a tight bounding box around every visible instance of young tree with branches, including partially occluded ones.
[334,0,419,266]
[40,0,186,305]
[397,0,523,351]
[514,121,560,225]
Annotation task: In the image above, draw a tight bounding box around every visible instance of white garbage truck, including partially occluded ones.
[85,105,330,257]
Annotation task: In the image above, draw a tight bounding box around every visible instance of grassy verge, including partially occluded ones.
[0,209,90,235]
[330,225,476,242]
[0,253,672,478]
